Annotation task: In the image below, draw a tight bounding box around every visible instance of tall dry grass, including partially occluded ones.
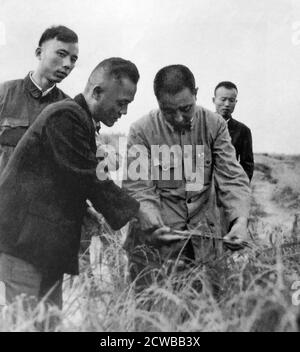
[1,153,299,331]
[1,220,299,332]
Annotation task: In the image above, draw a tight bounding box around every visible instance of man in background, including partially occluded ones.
[213,81,254,181]
[0,25,79,174]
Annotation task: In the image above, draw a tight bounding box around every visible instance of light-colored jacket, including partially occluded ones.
[122,106,251,258]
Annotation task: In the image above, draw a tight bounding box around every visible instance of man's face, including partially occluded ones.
[213,87,238,120]
[158,88,197,132]
[94,77,137,127]
[37,38,79,83]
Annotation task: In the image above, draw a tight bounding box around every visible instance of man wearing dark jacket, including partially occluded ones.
[0,57,140,308]
[213,81,254,181]
[0,25,79,175]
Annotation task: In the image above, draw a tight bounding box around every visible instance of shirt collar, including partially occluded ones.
[163,115,175,132]
[94,120,101,134]
[225,116,232,124]
[29,71,56,97]
[159,110,196,133]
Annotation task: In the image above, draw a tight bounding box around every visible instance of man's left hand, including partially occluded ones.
[223,216,249,251]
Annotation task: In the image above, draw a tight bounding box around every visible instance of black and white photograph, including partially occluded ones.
[0,0,300,333]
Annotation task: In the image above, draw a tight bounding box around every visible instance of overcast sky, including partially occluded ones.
[1,0,300,154]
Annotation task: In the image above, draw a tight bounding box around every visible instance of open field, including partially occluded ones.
[1,153,300,331]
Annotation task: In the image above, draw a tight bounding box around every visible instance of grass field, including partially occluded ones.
[1,153,300,332]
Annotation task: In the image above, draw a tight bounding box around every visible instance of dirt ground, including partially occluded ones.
[250,154,300,241]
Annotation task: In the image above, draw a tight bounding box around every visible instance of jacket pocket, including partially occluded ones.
[0,116,29,146]
[16,212,79,276]
[0,116,29,128]
[27,198,76,226]
[152,157,183,189]
[202,145,212,185]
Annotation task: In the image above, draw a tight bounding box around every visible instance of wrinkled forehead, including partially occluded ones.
[108,76,137,100]
[158,88,195,108]
[41,38,78,52]
[215,87,237,98]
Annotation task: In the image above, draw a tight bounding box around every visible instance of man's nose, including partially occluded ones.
[224,100,230,107]
[62,57,72,70]
[120,105,128,115]
[174,111,184,123]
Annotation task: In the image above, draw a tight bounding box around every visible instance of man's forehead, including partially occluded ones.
[159,88,195,107]
[110,76,136,98]
[215,87,237,97]
[42,38,78,51]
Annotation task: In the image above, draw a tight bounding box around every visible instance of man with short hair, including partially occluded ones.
[213,81,254,181]
[0,57,140,309]
[122,65,251,292]
[0,25,79,174]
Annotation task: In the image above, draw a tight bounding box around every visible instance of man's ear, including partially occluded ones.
[212,96,216,104]
[194,87,198,100]
[35,47,42,60]
[92,86,104,100]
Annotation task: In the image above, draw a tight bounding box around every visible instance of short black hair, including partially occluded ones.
[38,25,78,47]
[214,81,238,96]
[154,64,196,99]
[92,57,140,85]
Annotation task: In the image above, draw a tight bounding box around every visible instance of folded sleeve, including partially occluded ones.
[122,123,163,230]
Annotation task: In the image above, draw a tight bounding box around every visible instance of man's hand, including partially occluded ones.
[152,226,171,241]
[136,207,164,232]
[223,216,250,251]
[135,207,182,245]
[146,226,186,247]
[87,205,103,223]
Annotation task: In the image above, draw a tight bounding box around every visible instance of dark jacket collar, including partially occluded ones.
[227,117,237,128]
[74,94,101,133]
[24,72,58,99]
[74,93,92,118]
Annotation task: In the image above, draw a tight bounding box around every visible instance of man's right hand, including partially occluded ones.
[136,207,182,245]
[137,207,164,232]
[146,226,186,247]
[152,226,171,240]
